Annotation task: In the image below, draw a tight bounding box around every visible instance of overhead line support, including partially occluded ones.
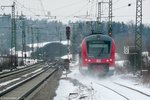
[135,0,142,71]
[21,14,26,63]
[2,2,17,67]
[108,0,112,36]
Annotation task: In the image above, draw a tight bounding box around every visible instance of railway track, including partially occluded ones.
[113,82,150,97]
[0,63,46,93]
[0,63,44,79]
[97,81,150,100]
[97,83,129,100]
[0,62,61,100]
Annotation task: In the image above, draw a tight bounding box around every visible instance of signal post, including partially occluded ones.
[64,26,71,77]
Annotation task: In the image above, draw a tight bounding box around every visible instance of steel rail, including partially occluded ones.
[113,82,150,97]
[0,67,47,97]
[97,83,130,100]
[18,67,59,100]
[0,63,43,79]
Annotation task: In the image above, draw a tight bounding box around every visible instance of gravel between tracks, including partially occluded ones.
[29,68,63,100]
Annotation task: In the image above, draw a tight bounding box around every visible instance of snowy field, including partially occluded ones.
[54,63,150,100]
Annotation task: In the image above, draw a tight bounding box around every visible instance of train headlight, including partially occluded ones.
[110,59,112,61]
[106,59,109,62]
[88,59,91,62]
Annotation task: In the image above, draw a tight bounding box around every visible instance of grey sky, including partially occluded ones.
[0,0,149,24]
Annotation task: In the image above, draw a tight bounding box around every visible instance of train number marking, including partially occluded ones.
[96,59,101,63]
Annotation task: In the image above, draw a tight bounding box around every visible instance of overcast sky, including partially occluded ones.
[0,0,149,24]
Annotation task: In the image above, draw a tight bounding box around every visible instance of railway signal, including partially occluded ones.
[108,0,112,37]
[66,26,70,40]
[108,32,112,37]
[65,26,71,76]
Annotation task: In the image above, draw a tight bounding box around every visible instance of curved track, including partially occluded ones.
[113,82,150,97]
[96,81,150,100]
[97,83,130,100]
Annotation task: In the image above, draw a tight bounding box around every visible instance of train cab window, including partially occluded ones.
[87,41,111,58]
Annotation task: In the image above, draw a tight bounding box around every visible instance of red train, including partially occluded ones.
[79,33,115,75]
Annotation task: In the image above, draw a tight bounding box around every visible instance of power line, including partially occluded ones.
[13,0,86,20]
[38,0,46,16]
[113,2,136,11]
[9,0,38,16]
[114,15,135,18]
[101,1,136,14]
[99,2,136,19]
[51,0,87,12]
[113,0,122,4]
[4,0,138,24]
[69,1,90,17]
[5,0,100,21]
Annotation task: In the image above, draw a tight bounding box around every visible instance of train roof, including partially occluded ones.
[84,33,113,41]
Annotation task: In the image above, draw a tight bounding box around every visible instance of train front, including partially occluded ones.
[79,34,115,75]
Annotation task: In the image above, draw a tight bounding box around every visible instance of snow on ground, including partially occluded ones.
[61,54,72,59]
[22,68,44,77]
[110,74,150,95]
[0,78,21,87]
[27,40,69,48]
[54,80,77,100]
[17,51,32,57]
[0,68,43,87]
[0,69,11,74]
[54,63,150,100]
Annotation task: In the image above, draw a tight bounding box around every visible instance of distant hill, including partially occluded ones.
[31,42,68,59]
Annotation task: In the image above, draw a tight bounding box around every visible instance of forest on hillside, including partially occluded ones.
[0,14,66,55]
[70,21,150,56]
[0,14,150,56]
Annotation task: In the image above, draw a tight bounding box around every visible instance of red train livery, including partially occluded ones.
[79,34,115,75]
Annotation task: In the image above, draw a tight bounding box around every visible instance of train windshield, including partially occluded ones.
[87,41,111,58]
